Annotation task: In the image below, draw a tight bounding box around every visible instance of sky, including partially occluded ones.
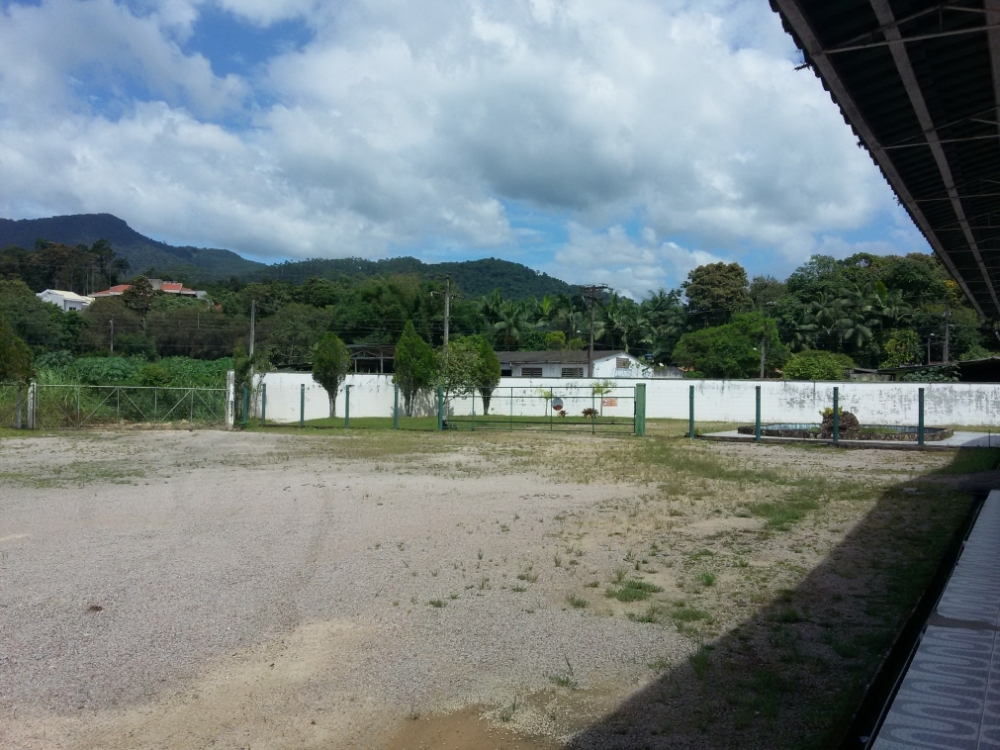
[0,0,931,298]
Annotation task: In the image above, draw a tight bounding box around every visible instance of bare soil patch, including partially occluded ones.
[0,428,987,749]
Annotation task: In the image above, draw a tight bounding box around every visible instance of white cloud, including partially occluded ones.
[0,0,908,285]
[552,223,723,299]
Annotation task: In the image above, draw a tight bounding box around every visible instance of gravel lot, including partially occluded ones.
[1,431,685,749]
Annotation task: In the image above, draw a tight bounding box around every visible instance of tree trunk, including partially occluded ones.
[328,393,336,418]
[480,387,492,415]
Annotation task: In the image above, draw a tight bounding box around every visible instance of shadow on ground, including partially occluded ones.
[554,448,1000,750]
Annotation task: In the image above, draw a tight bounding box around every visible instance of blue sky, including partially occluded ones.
[0,0,929,297]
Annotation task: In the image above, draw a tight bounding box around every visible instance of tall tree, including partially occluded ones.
[392,321,437,417]
[0,315,33,383]
[672,312,788,378]
[312,332,351,417]
[682,262,750,328]
[474,337,501,414]
[122,276,156,319]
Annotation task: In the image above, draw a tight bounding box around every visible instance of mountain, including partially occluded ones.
[0,213,578,299]
[0,213,266,280]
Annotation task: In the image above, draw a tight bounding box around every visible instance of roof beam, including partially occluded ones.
[771,0,986,317]
[826,24,1000,55]
[869,0,1000,316]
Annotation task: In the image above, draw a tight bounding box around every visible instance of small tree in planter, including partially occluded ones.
[312,332,351,418]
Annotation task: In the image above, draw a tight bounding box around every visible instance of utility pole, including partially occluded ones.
[444,275,451,347]
[109,315,115,354]
[927,333,936,365]
[943,306,951,364]
[581,284,609,378]
[249,299,256,358]
[759,337,766,379]
[430,275,457,347]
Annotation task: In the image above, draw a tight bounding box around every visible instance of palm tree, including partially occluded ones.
[493,300,531,350]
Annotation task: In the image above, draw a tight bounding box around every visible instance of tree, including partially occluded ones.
[544,331,567,350]
[783,350,854,380]
[436,338,480,403]
[122,275,156,319]
[474,337,501,414]
[672,312,788,378]
[881,329,921,368]
[312,332,351,417]
[683,263,750,328]
[0,315,33,383]
[393,322,437,416]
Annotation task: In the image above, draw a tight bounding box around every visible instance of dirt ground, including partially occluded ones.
[0,428,991,749]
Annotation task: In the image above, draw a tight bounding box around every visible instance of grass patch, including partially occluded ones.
[607,579,664,602]
[427,599,445,608]
[567,594,589,609]
[689,645,713,680]
[670,605,710,623]
[750,493,820,531]
[627,604,664,624]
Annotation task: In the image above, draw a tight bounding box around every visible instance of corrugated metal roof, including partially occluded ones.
[771,0,1000,318]
[496,351,627,364]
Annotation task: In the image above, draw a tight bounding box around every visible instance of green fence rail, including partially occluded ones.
[32,384,227,430]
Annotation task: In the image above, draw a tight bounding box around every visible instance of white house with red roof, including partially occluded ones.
[89,279,208,300]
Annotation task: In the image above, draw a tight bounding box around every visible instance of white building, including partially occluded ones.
[496,350,683,378]
[36,289,93,312]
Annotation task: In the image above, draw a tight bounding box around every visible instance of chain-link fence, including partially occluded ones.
[0,384,27,429]
[31,385,227,430]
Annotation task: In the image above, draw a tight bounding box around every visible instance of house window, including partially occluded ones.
[521,367,543,377]
[561,367,584,378]
[616,357,631,369]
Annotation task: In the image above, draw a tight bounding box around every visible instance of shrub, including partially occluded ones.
[783,350,854,381]
[820,408,860,437]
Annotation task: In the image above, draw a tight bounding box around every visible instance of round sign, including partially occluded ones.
[551,397,564,412]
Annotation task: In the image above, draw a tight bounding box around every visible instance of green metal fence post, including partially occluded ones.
[437,386,444,431]
[189,389,195,425]
[261,384,267,426]
[550,389,554,431]
[393,385,400,429]
[345,384,351,428]
[242,386,249,429]
[832,387,839,444]
[300,384,305,427]
[471,390,476,431]
[16,385,22,430]
[509,387,513,431]
[755,385,761,443]
[688,385,695,439]
[918,387,925,447]
[634,384,646,437]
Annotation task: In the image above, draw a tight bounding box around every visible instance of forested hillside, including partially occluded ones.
[0,214,577,300]
[1,232,995,382]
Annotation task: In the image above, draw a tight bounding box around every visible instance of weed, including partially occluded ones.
[554,554,563,567]
[549,656,577,689]
[449,593,460,600]
[607,579,664,602]
[428,599,445,608]
[689,644,713,680]
[699,572,716,587]
[627,604,664,623]
[498,698,518,723]
[567,594,589,609]
[584,580,600,588]
[478,548,483,560]
[517,569,539,583]
[671,605,710,623]
[612,565,628,584]
[735,557,749,568]
[511,585,527,593]
[500,523,510,532]
[774,607,803,624]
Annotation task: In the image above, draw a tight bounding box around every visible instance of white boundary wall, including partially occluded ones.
[257,372,1000,426]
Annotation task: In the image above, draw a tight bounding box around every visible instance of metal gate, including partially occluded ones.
[445,385,641,434]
